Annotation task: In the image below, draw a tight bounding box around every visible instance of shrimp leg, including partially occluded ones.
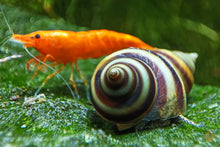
[74,62,90,100]
[74,62,88,86]
[26,54,45,71]
[70,63,79,99]
[31,54,55,80]
[42,64,65,85]
[35,64,65,96]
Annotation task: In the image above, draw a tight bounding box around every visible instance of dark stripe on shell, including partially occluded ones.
[154,50,193,93]
[152,51,185,113]
[104,64,129,90]
[124,50,168,112]
[91,52,157,123]
[102,62,138,102]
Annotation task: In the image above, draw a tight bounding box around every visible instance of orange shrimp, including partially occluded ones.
[12,29,155,98]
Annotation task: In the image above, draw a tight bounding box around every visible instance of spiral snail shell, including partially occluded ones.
[90,48,198,131]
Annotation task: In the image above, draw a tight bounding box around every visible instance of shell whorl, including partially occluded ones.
[155,49,198,94]
[90,48,197,130]
[91,56,157,123]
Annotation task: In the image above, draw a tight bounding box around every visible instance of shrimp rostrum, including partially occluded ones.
[11,29,155,98]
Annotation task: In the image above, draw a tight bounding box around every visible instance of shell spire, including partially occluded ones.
[173,51,198,74]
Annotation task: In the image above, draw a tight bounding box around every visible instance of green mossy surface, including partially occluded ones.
[0,4,219,147]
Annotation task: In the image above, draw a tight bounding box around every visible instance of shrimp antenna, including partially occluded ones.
[0,8,13,47]
[22,46,76,99]
[0,8,14,35]
[0,8,14,48]
[0,35,11,47]
[0,8,76,99]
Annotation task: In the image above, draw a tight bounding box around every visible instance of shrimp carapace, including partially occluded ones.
[12,29,156,98]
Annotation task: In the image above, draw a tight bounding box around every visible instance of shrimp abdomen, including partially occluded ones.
[79,29,155,59]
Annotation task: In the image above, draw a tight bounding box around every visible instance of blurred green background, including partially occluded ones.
[1,0,219,86]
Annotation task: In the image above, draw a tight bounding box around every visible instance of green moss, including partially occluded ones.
[0,4,219,147]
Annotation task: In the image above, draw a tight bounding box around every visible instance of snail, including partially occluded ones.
[90,48,198,131]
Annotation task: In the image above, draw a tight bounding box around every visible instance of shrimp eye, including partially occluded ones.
[35,34,41,39]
